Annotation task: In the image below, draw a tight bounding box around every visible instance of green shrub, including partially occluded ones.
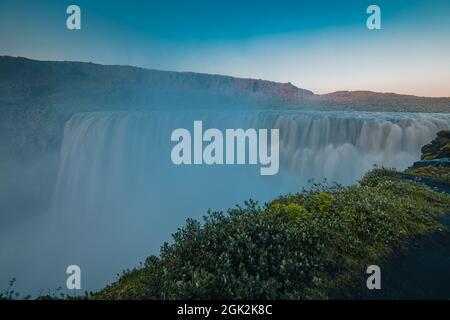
[93,168,450,300]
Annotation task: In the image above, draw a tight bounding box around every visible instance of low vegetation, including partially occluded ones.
[93,168,450,300]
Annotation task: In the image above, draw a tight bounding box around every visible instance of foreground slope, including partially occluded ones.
[92,166,450,299]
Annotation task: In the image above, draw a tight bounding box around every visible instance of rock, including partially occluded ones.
[437,144,450,158]
[419,130,450,160]
[413,158,450,168]
[437,130,450,139]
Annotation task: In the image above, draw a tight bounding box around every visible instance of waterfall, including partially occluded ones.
[53,110,450,218]
[270,111,449,184]
[37,109,448,291]
[2,109,449,295]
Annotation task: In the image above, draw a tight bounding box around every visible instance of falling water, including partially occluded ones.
[53,109,450,216]
[2,109,450,294]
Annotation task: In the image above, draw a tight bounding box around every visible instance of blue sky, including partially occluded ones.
[0,0,449,96]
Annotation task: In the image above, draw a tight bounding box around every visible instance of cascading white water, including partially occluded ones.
[269,111,449,184]
[53,109,450,218]
[4,109,449,294]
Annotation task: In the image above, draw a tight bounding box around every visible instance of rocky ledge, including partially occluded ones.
[420,130,450,160]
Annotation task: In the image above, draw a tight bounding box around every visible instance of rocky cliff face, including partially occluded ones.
[407,130,450,183]
[421,130,450,160]
[0,56,313,112]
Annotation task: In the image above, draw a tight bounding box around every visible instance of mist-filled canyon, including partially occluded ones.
[1,57,450,295]
[2,107,450,295]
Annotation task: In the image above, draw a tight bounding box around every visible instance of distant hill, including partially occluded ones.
[0,55,313,112]
[1,56,449,112]
[311,91,450,113]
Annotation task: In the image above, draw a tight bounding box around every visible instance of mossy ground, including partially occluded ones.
[91,168,450,300]
[405,165,450,184]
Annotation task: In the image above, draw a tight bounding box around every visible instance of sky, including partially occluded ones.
[0,0,449,96]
